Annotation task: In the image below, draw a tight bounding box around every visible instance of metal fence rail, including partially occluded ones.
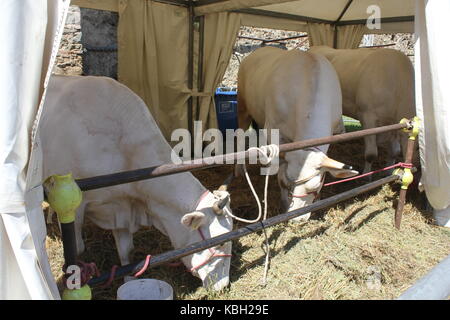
[88,174,401,286]
[45,118,418,298]
[76,122,410,192]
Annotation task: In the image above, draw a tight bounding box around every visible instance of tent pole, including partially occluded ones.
[337,16,414,26]
[394,117,420,229]
[188,1,195,156]
[44,174,91,300]
[333,0,353,48]
[196,15,205,123]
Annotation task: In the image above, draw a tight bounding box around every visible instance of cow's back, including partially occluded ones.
[39,75,206,231]
[40,76,171,179]
[237,47,342,142]
[309,46,415,121]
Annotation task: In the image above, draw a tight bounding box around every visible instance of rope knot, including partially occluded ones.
[399,162,413,169]
[250,144,279,166]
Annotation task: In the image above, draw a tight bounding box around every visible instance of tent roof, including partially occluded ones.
[192,0,415,24]
[74,0,415,22]
[256,0,414,23]
[73,0,415,33]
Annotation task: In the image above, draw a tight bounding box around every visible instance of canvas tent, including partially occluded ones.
[0,0,449,299]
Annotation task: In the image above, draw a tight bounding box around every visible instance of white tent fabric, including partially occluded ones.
[194,0,415,33]
[414,0,450,226]
[0,0,69,299]
[239,12,307,32]
[1,0,449,301]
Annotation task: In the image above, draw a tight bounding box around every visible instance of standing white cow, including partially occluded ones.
[40,75,233,290]
[237,47,358,218]
[309,46,416,173]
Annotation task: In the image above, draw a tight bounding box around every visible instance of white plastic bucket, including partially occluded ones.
[117,279,173,300]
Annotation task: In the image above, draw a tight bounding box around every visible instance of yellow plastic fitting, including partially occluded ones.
[408,116,420,141]
[400,117,420,140]
[62,285,92,300]
[401,168,414,190]
[44,173,82,224]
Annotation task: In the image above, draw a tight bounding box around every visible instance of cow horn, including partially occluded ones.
[217,173,234,192]
[217,184,228,192]
[212,195,230,215]
[321,157,353,170]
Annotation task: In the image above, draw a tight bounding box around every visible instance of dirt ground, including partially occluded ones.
[45,139,450,300]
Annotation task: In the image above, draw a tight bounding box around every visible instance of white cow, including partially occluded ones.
[309,46,417,173]
[237,47,358,218]
[40,75,233,290]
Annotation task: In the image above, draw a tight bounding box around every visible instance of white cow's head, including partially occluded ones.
[278,148,358,219]
[180,191,233,291]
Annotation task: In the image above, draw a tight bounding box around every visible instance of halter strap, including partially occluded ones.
[190,228,232,273]
[288,173,326,200]
[189,191,232,273]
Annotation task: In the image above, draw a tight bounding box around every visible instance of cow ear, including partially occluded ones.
[325,167,359,179]
[181,212,207,230]
[321,156,359,178]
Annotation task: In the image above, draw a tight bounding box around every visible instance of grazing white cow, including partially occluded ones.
[309,46,417,173]
[40,75,233,290]
[237,47,358,218]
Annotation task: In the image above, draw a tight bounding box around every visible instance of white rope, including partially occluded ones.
[222,144,279,285]
[261,172,271,286]
[224,144,279,224]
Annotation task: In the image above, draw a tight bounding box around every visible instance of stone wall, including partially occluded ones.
[54,5,118,78]
[53,6,83,75]
[55,8,414,84]
[80,8,118,79]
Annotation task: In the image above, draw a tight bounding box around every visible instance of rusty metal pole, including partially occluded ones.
[87,174,400,287]
[394,117,420,229]
[75,122,410,192]
[187,1,195,157]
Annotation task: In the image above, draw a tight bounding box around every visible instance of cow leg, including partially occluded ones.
[374,132,401,177]
[387,134,401,166]
[234,92,253,177]
[360,115,378,177]
[112,228,134,266]
[237,91,252,132]
[333,117,346,134]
